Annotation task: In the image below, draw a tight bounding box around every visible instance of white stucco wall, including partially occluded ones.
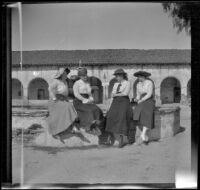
[11,63,191,104]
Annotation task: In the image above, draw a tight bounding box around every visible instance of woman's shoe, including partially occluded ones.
[57,135,65,144]
[53,135,65,144]
[104,135,112,145]
[135,137,143,146]
[59,137,65,144]
[71,125,80,134]
[143,135,149,145]
[143,141,149,145]
[118,135,127,148]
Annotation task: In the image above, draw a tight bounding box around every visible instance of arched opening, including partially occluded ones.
[187,79,191,99]
[108,77,118,98]
[88,76,103,104]
[28,78,49,100]
[160,77,181,104]
[12,78,23,99]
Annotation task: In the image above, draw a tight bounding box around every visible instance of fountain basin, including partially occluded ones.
[149,105,181,140]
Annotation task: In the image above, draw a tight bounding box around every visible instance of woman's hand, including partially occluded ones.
[111,93,116,98]
[113,93,120,97]
[52,97,57,102]
[88,96,94,103]
[137,99,143,104]
[82,99,89,104]
[134,98,139,102]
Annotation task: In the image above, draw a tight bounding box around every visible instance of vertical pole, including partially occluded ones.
[1,4,12,185]
[17,2,24,186]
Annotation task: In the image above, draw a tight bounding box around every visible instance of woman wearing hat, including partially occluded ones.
[133,71,155,145]
[47,67,78,143]
[73,67,104,133]
[105,69,134,148]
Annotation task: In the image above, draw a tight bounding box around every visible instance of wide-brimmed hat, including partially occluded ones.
[113,68,127,76]
[133,71,151,78]
[54,67,70,79]
[78,67,87,77]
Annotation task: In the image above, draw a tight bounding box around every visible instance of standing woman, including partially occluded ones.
[133,71,155,145]
[47,67,78,143]
[73,67,104,133]
[105,69,134,148]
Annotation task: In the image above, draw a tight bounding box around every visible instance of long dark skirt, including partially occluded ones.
[105,96,133,136]
[73,94,104,130]
[133,98,155,129]
[47,94,78,136]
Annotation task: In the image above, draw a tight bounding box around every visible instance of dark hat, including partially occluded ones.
[78,67,87,77]
[113,68,127,76]
[133,71,151,78]
[54,67,70,78]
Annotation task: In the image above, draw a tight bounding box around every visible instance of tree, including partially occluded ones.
[162,2,200,175]
[162,2,200,35]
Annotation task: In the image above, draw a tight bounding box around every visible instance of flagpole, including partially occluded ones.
[18,3,24,186]
[79,59,82,68]
[8,2,24,186]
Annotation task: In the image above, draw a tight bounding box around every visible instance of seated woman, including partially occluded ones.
[133,71,155,145]
[73,67,104,134]
[47,67,78,144]
[105,69,135,148]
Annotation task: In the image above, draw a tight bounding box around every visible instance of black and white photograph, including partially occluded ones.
[1,1,198,189]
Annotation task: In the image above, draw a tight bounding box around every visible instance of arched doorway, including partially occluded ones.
[108,78,118,98]
[187,79,191,99]
[88,76,103,104]
[160,77,181,104]
[12,78,23,99]
[28,78,49,100]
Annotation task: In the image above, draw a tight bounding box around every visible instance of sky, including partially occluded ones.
[12,3,191,50]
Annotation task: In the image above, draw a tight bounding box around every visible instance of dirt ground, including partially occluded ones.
[12,105,191,186]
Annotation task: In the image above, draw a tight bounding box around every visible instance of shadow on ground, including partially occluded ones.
[148,125,185,142]
[13,125,186,155]
[25,143,117,155]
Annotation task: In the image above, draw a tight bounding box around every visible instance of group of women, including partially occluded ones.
[47,67,155,148]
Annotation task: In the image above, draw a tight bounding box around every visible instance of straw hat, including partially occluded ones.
[113,68,127,76]
[133,71,151,78]
[54,67,70,79]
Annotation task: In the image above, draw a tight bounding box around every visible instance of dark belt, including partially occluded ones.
[139,93,154,101]
[113,95,129,99]
[55,94,68,101]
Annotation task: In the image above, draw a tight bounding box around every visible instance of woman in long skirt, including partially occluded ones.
[105,69,134,148]
[47,67,78,143]
[73,67,104,134]
[133,71,155,145]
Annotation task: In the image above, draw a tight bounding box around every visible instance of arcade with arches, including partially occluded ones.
[160,77,181,104]
[28,78,49,100]
[12,78,23,99]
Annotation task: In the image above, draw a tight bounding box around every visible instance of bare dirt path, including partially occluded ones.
[12,105,191,184]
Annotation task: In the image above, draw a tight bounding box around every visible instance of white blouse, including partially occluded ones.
[136,79,153,100]
[48,79,69,97]
[112,80,131,96]
[73,79,92,101]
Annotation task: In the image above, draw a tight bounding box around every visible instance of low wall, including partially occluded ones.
[12,104,181,146]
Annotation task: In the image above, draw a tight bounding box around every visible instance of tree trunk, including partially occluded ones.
[191,6,200,174]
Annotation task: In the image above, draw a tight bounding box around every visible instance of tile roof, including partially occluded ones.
[12,49,191,67]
